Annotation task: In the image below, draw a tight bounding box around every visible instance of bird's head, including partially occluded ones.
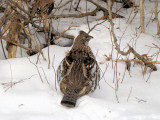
[74,31,93,46]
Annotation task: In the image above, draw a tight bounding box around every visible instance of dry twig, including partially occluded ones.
[114,59,160,64]
[28,57,44,83]
[1,74,37,92]
[107,0,157,72]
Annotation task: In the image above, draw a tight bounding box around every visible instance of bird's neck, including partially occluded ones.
[71,41,89,51]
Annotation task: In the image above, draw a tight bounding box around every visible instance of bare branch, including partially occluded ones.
[107,0,157,71]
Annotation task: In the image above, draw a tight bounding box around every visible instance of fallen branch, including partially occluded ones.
[128,45,157,71]
[87,0,124,18]
[114,59,160,64]
[48,7,99,19]
[152,43,160,50]
[48,0,123,19]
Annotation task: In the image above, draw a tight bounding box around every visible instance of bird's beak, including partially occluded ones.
[89,35,93,39]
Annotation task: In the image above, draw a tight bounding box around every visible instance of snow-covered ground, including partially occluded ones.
[0,0,160,120]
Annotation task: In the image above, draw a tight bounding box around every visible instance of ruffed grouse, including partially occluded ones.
[57,31,100,108]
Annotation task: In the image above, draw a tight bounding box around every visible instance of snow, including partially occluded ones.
[0,0,160,120]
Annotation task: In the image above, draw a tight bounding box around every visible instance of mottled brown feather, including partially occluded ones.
[57,31,100,108]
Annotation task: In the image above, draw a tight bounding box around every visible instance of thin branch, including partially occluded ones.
[127,87,133,102]
[48,7,100,19]
[114,59,160,64]
[32,23,75,40]
[40,67,50,84]
[121,66,127,83]
[126,6,134,23]
[75,0,81,11]
[1,74,37,92]
[88,20,106,34]
[2,36,38,53]
[7,0,37,18]
[28,57,44,83]
[24,27,46,61]
[52,55,57,91]
[115,83,119,103]
[107,0,157,71]
[100,63,109,80]
[129,8,138,24]
[69,0,73,11]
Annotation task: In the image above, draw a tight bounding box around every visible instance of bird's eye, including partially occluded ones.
[82,36,86,39]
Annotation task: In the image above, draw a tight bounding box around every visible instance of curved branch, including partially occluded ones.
[48,7,99,19]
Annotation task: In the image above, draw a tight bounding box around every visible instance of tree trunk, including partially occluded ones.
[7,0,23,58]
[139,0,145,33]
